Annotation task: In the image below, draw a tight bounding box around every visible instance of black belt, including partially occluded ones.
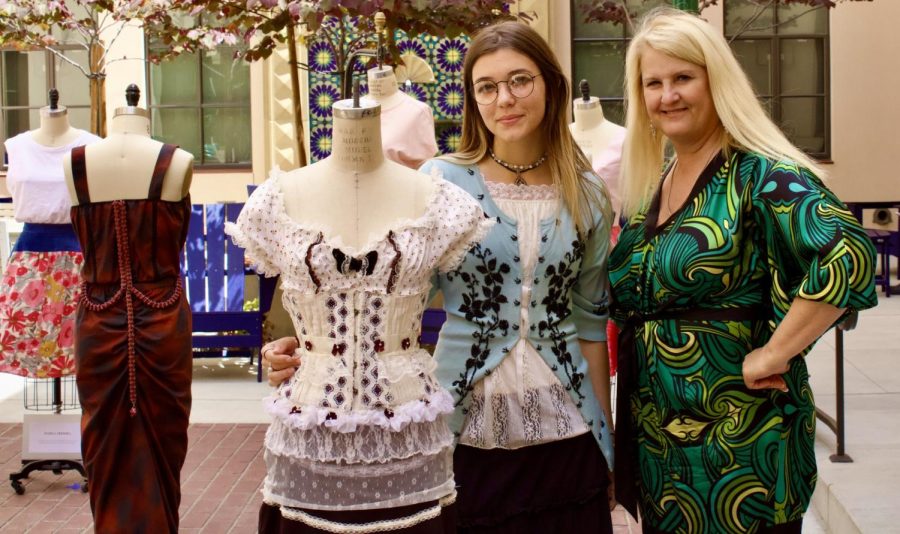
[614,305,770,520]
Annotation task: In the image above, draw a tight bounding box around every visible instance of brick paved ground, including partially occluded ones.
[0,423,640,533]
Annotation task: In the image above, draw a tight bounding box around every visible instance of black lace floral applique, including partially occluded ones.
[444,244,511,403]
[539,239,587,398]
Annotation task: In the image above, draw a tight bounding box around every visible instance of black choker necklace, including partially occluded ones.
[489,148,547,186]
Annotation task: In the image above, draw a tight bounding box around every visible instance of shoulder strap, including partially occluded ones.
[70,145,91,205]
[148,144,178,200]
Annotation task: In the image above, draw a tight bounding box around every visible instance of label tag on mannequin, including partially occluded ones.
[22,413,82,460]
[333,122,374,166]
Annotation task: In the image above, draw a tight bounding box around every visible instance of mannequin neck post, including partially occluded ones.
[109,110,152,136]
[572,98,605,132]
[329,110,385,174]
[31,107,77,147]
[366,66,399,100]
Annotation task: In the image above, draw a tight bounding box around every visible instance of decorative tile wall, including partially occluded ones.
[307,27,469,162]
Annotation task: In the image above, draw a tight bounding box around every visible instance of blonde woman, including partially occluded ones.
[608,7,877,534]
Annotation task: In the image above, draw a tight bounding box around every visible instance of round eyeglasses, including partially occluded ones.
[472,73,542,105]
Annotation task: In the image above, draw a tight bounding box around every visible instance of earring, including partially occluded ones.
[649,123,657,139]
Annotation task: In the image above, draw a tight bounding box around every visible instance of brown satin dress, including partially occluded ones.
[70,144,192,534]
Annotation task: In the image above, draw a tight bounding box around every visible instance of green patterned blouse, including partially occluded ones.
[608,150,877,533]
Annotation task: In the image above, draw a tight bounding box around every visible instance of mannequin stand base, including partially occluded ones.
[9,459,88,495]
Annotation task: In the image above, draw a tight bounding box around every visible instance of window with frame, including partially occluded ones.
[146,40,251,167]
[726,1,830,158]
[1,47,91,169]
[570,0,668,126]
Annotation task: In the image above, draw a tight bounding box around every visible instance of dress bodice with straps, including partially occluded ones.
[70,144,190,292]
[69,143,194,534]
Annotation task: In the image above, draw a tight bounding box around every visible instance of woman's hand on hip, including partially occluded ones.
[262,336,301,387]
[742,345,790,392]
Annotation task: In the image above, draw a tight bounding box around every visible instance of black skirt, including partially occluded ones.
[453,432,612,534]
[258,498,457,533]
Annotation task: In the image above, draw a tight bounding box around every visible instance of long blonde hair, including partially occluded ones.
[443,21,609,235]
[621,6,826,218]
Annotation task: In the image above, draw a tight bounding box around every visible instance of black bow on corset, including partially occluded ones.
[333,249,378,275]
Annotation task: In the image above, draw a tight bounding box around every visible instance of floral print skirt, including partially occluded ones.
[0,223,82,378]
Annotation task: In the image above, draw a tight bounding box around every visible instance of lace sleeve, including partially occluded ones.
[225,175,283,277]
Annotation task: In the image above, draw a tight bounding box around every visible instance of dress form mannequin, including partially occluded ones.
[280,94,434,250]
[64,84,195,532]
[31,89,81,147]
[569,80,626,219]
[0,88,99,379]
[363,65,438,170]
[63,85,193,204]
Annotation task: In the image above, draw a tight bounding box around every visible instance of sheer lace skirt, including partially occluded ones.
[263,446,455,511]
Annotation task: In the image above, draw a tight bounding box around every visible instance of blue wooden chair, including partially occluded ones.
[183,202,276,382]
[420,309,446,345]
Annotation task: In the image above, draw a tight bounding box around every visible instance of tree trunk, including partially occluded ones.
[286,23,308,167]
[89,42,106,137]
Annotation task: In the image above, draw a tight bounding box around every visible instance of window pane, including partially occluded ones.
[573,41,626,99]
[779,96,825,153]
[573,21,621,39]
[780,39,825,95]
[202,107,251,164]
[731,39,772,95]
[202,47,250,104]
[760,97,774,118]
[2,50,47,107]
[151,107,202,159]
[778,4,828,35]
[725,1,775,37]
[3,109,40,144]
[55,49,91,106]
[601,100,625,127]
[67,107,91,132]
[149,53,200,106]
[572,0,621,38]
[624,0,670,37]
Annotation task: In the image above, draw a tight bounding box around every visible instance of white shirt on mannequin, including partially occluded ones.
[364,66,438,171]
[3,108,100,224]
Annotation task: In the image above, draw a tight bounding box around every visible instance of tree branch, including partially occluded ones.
[45,46,92,78]
[728,0,776,43]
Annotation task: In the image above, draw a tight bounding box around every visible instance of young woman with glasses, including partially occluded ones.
[417,21,616,533]
[263,21,616,533]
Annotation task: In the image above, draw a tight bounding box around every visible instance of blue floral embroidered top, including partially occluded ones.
[421,159,615,467]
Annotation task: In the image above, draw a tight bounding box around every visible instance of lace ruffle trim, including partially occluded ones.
[224,220,280,277]
[486,180,559,201]
[265,416,454,464]
[263,389,455,433]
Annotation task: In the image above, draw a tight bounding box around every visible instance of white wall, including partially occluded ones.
[827,1,900,203]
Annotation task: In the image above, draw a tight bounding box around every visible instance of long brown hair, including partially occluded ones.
[443,21,609,235]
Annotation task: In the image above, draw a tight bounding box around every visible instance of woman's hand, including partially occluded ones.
[262,336,301,387]
[607,474,617,511]
[742,345,789,392]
